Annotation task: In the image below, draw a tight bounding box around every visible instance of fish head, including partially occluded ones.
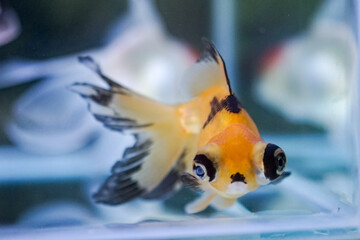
[187,123,288,198]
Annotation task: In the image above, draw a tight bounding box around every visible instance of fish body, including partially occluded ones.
[71,39,289,214]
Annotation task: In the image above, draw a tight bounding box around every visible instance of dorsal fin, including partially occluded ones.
[180,38,233,99]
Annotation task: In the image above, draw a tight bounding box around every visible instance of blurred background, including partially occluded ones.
[0,0,359,239]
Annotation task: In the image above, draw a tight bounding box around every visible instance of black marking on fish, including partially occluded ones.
[230,172,247,184]
[223,95,242,113]
[194,154,216,182]
[263,143,278,180]
[111,151,148,175]
[263,143,286,181]
[72,83,153,132]
[219,54,233,94]
[93,114,135,124]
[142,168,179,199]
[197,38,234,93]
[142,149,187,199]
[96,115,152,132]
[102,123,153,132]
[90,89,112,106]
[93,137,153,205]
[112,137,153,175]
[72,57,155,132]
[77,56,138,97]
[78,56,124,89]
[123,135,153,158]
[94,114,152,131]
[203,97,221,128]
[198,38,219,64]
[94,111,153,132]
[109,178,135,191]
[93,175,145,205]
[203,95,243,128]
[180,173,203,192]
[71,83,114,106]
[112,160,143,176]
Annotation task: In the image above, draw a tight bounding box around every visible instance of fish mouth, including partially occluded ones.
[222,181,250,198]
[270,171,291,184]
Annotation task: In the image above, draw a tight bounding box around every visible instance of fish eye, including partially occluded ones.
[193,164,206,180]
[193,154,217,182]
[263,143,287,181]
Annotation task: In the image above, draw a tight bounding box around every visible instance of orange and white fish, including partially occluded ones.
[70,39,290,214]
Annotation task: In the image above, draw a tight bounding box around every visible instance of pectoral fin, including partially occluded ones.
[211,196,237,210]
[184,191,217,214]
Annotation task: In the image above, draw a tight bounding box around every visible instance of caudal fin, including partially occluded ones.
[70,56,191,204]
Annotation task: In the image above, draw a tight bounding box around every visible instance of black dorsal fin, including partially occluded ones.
[180,38,234,98]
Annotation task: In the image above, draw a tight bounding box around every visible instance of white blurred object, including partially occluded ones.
[0,0,21,46]
[7,76,100,155]
[255,0,357,143]
[0,0,196,155]
[17,202,95,227]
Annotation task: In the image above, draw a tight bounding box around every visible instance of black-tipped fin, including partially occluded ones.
[78,56,124,89]
[180,38,233,98]
[180,173,203,192]
[93,135,152,204]
[71,57,193,205]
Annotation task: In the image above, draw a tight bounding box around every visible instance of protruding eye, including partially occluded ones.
[263,143,287,181]
[193,154,217,182]
[193,164,206,179]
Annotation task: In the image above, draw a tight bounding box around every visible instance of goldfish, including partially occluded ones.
[70,39,289,214]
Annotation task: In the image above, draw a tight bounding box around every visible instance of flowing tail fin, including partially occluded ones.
[70,56,191,204]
